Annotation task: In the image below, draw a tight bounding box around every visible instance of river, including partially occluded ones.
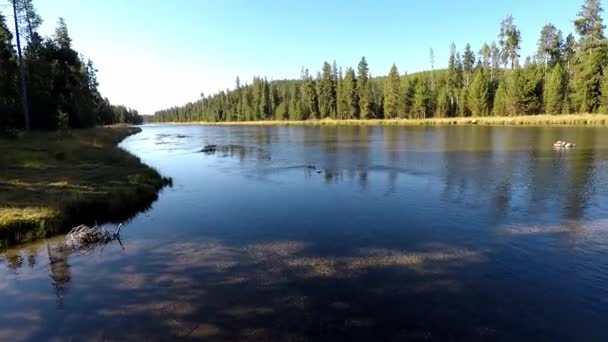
[2,124,608,341]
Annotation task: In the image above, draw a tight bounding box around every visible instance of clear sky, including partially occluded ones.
[27,0,589,113]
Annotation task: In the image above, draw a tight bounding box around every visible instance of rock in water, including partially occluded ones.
[199,144,217,153]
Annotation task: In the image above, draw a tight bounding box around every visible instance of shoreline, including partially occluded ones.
[160,114,608,127]
[0,127,171,248]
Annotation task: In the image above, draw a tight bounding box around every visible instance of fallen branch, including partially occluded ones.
[65,223,124,250]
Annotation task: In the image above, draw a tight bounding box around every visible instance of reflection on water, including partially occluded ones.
[2,125,608,341]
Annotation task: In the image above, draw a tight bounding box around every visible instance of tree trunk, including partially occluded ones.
[12,0,30,130]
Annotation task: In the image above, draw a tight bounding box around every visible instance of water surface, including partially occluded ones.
[2,124,608,341]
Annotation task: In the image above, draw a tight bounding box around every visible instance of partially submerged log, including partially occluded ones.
[65,223,123,250]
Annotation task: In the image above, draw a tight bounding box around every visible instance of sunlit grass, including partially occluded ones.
[0,127,170,247]
[183,114,608,126]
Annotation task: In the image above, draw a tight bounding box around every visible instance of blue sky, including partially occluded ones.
[26,0,589,113]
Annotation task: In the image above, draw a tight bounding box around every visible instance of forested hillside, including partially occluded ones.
[155,0,608,123]
[0,0,141,131]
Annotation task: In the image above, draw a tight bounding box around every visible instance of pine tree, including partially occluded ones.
[0,12,19,128]
[575,0,605,50]
[467,69,491,116]
[357,56,372,119]
[490,41,501,80]
[544,63,568,114]
[479,43,491,69]
[435,87,450,118]
[318,62,336,118]
[336,67,347,119]
[463,43,476,86]
[384,64,401,119]
[499,15,521,68]
[447,43,459,114]
[493,81,510,116]
[563,33,576,71]
[455,53,464,89]
[458,87,470,117]
[572,47,606,113]
[15,0,42,42]
[412,78,431,119]
[537,24,563,68]
[343,68,359,119]
[599,68,608,113]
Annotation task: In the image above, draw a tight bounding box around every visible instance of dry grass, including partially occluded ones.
[0,127,170,248]
[174,114,608,127]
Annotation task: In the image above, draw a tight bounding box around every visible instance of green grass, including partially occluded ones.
[183,114,608,127]
[0,127,171,248]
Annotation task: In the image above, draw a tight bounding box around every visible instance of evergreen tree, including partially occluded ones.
[0,12,19,128]
[318,62,336,118]
[493,81,510,116]
[563,33,577,71]
[342,68,358,119]
[572,46,606,113]
[435,86,450,118]
[490,41,501,80]
[412,78,431,118]
[402,78,415,117]
[499,15,521,68]
[463,43,476,86]
[383,64,401,119]
[537,24,563,68]
[458,87,470,117]
[357,56,372,119]
[544,63,568,114]
[479,43,491,69]
[468,69,492,116]
[575,0,605,50]
[599,68,608,113]
[15,0,42,42]
[336,67,347,119]
[455,53,464,89]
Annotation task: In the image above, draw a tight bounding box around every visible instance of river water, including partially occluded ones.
[2,124,608,341]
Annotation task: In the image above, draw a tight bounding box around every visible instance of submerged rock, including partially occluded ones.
[199,144,217,153]
[554,140,576,149]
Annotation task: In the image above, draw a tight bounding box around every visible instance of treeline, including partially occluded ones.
[0,0,141,131]
[104,105,143,125]
[155,0,608,122]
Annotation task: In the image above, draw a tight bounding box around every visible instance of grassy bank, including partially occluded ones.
[172,114,608,127]
[0,127,171,248]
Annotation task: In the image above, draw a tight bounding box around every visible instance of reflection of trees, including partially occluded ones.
[357,126,371,190]
[320,127,339,184]
[200,125,605,232]
[383,127,401,193]
[4,250,23,272]
[439,126,603,232]
[47,243,72,307]
[564,131,596,222]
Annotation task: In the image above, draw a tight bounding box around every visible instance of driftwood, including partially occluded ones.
[65,223,123,250]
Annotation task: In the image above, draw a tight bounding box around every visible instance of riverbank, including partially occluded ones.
[165,114,608,126]
[0,127,171,248]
